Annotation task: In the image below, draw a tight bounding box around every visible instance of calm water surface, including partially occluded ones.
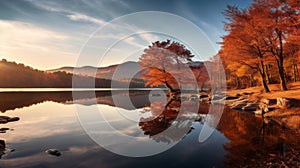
[0,91,299,168]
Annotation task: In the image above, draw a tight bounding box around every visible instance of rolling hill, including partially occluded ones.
[0,59,145,88]
[47,61,145,81]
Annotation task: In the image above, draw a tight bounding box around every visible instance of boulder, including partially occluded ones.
[254,109,263,115]
[0,140,5,158]
[45,149,61,157]
[261,98,277,106]
[0,128,9,133]
[0,116,20,124]
[277,98,291,108]
[8,117,20,122]
[259,103,269,112]
[199,94,209,99]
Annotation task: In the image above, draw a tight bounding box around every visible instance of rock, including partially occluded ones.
[211,94,226,100]
[259,103,269,113]
[261,98,277,105]
[0,140,5,150]
[200,97,211,102]
[225,96,239,100]
[7,117,20,122]
[235,93,242,97]
[277,98,291,108]
[0,116,20,124]
[0,128,9,133]
[231,103,248,110]
[199,94,209,99]
[242,103,259,111]
[0,116,10,120]
[45,149,61,157]
[0,140,5,159]
[254,109,263,115]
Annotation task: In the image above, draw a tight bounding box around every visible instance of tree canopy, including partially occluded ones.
[139,40,195,93]
[220,0,299,92]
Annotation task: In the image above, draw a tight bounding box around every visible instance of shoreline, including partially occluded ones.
[223,83,300,131]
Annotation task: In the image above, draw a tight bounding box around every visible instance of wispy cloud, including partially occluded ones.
[67,13,106,25]
[0,20,77,69]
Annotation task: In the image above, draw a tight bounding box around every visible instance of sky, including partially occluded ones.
[0,0,252,70]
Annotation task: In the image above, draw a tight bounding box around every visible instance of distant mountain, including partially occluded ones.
[0,59,145,88]
[47,61,145,81]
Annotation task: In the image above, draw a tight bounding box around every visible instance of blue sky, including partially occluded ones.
[0,0,252,70]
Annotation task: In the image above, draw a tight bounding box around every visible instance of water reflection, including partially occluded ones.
[219,109,300,167]
[0,91,150,112]
[139,99,210,143]
[0,91,299,167]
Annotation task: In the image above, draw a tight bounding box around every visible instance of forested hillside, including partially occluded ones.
[0,59,145,88]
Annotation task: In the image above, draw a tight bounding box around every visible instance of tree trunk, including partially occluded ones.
[276,59,288,91]
[265,65,271,84]
[250,74,255,87]
[235,76,240,89]
[259,62,270,93]
[261,74,270,93]
[276,29,288,91]
[293,64,298,82]
[164,81,176,93]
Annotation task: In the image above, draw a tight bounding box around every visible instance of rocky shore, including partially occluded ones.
[179,89,300,131]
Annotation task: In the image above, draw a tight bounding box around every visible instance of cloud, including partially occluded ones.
[0,20,77,69]
[67,13,106,25]
[0,20,68,42]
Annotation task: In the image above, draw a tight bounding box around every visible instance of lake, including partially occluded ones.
[0,90,299,168]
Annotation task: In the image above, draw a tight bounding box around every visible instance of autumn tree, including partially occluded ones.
[139,40,194,94]
[190,62,210,91]
[248,0,289,90]
[220,5,271,92]
[220,1,299,92]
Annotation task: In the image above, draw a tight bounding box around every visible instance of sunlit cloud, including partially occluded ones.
[0,20,77,69]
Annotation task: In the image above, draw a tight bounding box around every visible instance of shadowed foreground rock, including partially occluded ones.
[0,116,20,124]
[45,149,61,157]
[0,140,5,159]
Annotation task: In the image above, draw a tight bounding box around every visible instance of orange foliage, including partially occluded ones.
[139,40,194,92]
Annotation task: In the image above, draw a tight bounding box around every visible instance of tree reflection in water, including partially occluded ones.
[218,108,300,167]
[139,99,209,143]
[1,91,300,166]
[139,98,300,167]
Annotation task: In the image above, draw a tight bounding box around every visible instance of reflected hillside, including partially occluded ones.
[0,91,151,112]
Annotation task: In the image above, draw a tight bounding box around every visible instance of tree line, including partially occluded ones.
[0,59,145,88]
